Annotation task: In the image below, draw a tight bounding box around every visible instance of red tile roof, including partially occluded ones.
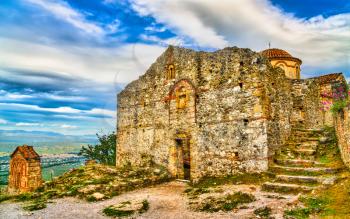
[261,48,302,64]
[313,73,343,85]
[10,145,40,160]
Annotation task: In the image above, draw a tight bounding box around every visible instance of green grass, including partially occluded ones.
[198,192,256,212]
[0,194,12,203]
[192,173,271,189]
[315,127,344,168]
[23,199,47,211]
[284,196,335,218]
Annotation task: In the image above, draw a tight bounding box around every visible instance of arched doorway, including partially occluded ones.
[175,134,191,180]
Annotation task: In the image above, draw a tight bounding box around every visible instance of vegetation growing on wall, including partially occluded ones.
[329,83,349,115]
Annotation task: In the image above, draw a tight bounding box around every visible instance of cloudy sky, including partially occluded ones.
[0,0,349,136]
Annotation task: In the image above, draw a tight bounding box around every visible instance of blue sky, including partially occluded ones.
[0,0,349,136]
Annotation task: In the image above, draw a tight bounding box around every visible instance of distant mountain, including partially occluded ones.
[0,130,97,144]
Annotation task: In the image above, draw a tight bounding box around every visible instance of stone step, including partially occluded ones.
[274,159,321,167]
[275,175,339,186]
[278,149,316,160]
[293,149,316,156]
[270,165,340,175]
[291,132,322,138]
[276,175,319,184]
[262,182,317,193]
[285,141,318,148]
[291,128,323,133]
[295,137,320,143]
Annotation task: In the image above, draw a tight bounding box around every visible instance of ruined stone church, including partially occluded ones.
[116,46,347,181]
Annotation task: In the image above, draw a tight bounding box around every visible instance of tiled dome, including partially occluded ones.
[261,48,292,58]
[261,48,302,64]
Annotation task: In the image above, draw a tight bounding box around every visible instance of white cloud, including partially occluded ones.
[87,108,116,118]
[0,103,115,118]
[130,0,350,74]
[0,119,8,124]
[16,122,42,127]
[131,0,228,48]
[60,124,78,129]
[145,23,167,32]
[25,0,104,36]
[40,93,87,101]
[0,90,87,102]
[106,19,121,34]
[140,34,186,47]
[6,93,33,99]
[0,38,165,83]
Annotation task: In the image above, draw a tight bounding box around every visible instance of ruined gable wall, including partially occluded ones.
[116,47,199,170]
[117,46,296,180]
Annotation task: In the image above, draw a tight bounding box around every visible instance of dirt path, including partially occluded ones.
[0,181,299,219]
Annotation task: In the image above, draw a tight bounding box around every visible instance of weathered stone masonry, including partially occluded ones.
[116,46,348,181]
[8,145,42,193]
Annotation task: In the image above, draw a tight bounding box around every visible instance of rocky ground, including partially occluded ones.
[0,181,300,219]
[1,127,349,218]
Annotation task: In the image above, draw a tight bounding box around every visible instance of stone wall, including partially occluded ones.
[8,154,42,193]
[262,68,293,160]
[320,83,335,126]
[290,79,322,129]
[117,45,350,181]
[117,46,300,181]
[335,107,350,168]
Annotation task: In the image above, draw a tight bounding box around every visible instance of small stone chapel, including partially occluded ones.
[8,145,42,193]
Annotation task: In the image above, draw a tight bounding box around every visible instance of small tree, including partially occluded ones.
[79,132,116,166]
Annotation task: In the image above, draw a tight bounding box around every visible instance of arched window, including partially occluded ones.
[176,86,188,109]
[276,64,285,71]
[167,64,175,79]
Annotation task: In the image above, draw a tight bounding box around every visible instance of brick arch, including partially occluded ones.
[169,78,197,96]
[167,78,197,124]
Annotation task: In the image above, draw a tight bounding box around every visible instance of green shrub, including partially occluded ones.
[139,199,150,213]
[0,194,12,203]
[86,195,97,202]
[79,132,116,166]
[331,100,348,115]
[103,207,134,217]
[254,206,272,218]
[23,199,47,211]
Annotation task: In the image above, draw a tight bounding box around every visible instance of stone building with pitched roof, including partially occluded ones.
[116,46,348,181]
[8,145,42,193]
